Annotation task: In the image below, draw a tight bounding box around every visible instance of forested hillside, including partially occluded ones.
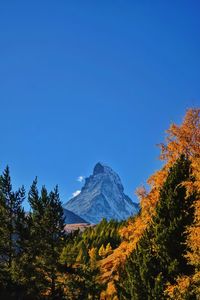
[0,108,199,299]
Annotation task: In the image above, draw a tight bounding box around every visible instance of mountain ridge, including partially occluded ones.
[63,208,88,224]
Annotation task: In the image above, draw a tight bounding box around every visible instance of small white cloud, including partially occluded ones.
[72,190,81,197]
[77,176,84,183]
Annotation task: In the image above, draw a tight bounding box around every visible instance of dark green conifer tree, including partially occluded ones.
[66,265,104,300]
[117,155,195,300]
[28,180,65,299]
[0,166,25,298]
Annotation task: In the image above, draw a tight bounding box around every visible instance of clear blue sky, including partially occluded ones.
[0,1,199,210]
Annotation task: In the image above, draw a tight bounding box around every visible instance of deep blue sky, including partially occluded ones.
[0,1,199,209]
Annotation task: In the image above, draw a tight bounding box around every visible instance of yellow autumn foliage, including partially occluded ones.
[99,108,200,298]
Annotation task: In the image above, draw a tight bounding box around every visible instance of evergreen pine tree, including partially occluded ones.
[117,155,196,300]
[27,180,65,299]
[41,185,65,299]
[0,166,25,298]
[67,265,104,300]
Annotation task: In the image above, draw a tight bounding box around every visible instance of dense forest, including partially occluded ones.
[0,108,199,299]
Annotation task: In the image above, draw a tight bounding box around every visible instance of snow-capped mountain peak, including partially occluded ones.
[64,162,139,224]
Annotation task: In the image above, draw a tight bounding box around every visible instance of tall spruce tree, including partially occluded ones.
[28,180,65,299]
[12,178,44,299]
[0,166,25,298]
[117,155,196,300]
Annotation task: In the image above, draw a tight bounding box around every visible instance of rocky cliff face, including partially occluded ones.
[64,163,139,224]
[63,208,87,224]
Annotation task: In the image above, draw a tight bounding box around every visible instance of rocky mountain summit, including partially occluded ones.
[64,162,139,223]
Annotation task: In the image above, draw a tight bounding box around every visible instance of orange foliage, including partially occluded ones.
[165,276,193,299]
[99,108,200,298]
[100,282,118,300]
